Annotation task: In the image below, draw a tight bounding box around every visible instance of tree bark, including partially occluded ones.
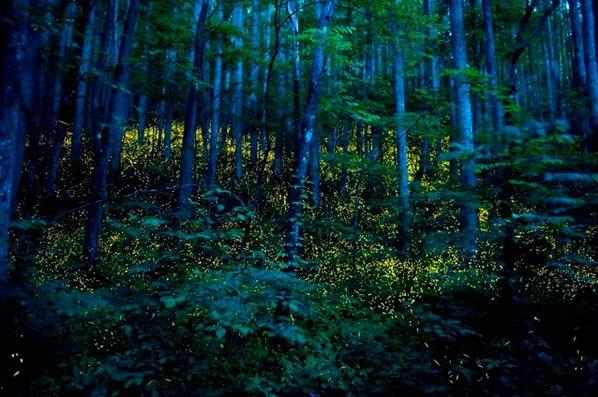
[0,0,30,283]
[84,0,140,268]
[177,0,209,215]
[286,0,335,264]
[232,5,244,180]
[206,1,223,191]
[72,1,97,165]
[249,0,261,164]
[582,0,598,152]
[45,2,77,202]
[393,29,409,256]
[481,0,503,139]
[450,0,477,255]
[288,0,301,165]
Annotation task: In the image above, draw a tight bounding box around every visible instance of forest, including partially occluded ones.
[0,0,597,395]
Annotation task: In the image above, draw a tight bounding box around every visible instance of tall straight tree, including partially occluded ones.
[287,0,301,162]
[84,0,140,267]
[582,0,598,152]
[481,0,503,138]
[206,0,223,191]
[286,0,335,264]
[177,0,209,215]
[393,11,409,256]
[232,4,244,180]
[72,0,97,164]
[0,0,30,283]
[449,0,477,255]
[545,18,562,118]
[46,2,77,201]
[415,0,435,181]
[162,49,176,162]
[569,0,587,88]
[249,0,261,163]
[89,0,119,155]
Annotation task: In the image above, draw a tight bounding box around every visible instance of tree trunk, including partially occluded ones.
[163,98,174,161]
[286,0,335,264]
[582,0,598,152]
[393,31,409,256]
[232,5,244,179]
[542,32,556,120]
[45,2,77,202]
[84,0,140,268]
[450,0,477,255]
[546,17,563,118]
[72,1,97,165]
[288,0,301,165]
[0,0,30,283]
[162,49,176,162]
[177,0,209,215]
[249,0,261,164]
[206,1,223,191]
[137,94,148,144]
[308,123,321,206]
[90,0,119,155]
[481,0,503,139]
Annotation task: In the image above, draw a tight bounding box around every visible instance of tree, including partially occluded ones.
[72,1,98,165]
[581,0,598,151]
[286,0,335,264]
[206,0,223,191]
[481,0,503,138]
[177,0,209,216]
[393,3,409,256]
[0,0,30,283]
[84,0,141,267]
[449,0,477,255]
[232,4,244,180]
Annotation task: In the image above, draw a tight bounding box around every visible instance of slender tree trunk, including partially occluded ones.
[46,3,77,202]
[546,18,563,117]
[10,14,35,214]
[393,29,409,256]
[206,1,223,191]
[84,0,140,267]
[542,32,556,120]
[450,0,477,255]
[288,0,301,165]
[582,0,598,152]
[569,0,587,87]
[136,9,152,146]
[21,0,54,219]
[0,0,30,283]
[72,1,97,165]
[162,49,176,162]
[177,0,209,214]
[90,0,118,155]
[249,0,260,164]
[286,0,335,264]
[260,7,271,159]
[568,0,590,146]
[163,98,174,161]
[137,94,148,144]
[232,5,244,179]
[481,0,503,139]
[449,77,459,184]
